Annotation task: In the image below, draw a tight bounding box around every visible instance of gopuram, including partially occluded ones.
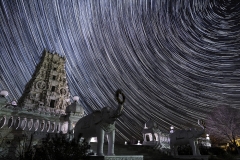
[0,50,84,157]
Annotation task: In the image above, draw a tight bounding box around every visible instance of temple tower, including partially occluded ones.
[18,50,70,112]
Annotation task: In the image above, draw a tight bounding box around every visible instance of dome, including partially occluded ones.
[145,119,157,129]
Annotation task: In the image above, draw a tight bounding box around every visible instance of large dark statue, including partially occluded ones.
[170,120,205,156]
[74,89,125,156]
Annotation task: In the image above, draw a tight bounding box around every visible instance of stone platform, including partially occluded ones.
[86,155,143,160]
[174,155,209,160]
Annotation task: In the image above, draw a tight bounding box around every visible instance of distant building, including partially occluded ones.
[141,119,170,150]
[0,50,84,158]
[198,135,211,148]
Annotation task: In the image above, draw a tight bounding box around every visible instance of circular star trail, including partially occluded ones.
[0,0,240,141]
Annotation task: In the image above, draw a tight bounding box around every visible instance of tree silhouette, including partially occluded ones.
[206,105,240,154]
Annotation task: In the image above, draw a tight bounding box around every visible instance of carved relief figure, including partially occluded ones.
[60,88,67,95]
[56,98,64,109]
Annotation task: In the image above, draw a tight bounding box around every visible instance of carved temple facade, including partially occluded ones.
[0,50,84,157]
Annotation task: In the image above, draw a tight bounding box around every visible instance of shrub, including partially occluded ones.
[177,144,192,155]
[16,133,90,160]
[33,134,90,160]
[207,147,226,156]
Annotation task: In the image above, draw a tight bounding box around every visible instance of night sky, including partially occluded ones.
[0,0,240,141]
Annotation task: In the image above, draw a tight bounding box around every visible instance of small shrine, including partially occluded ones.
[142,119,159,145]
[142,119,170,150]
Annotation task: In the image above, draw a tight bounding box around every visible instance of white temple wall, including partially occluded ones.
[0,113,66,135]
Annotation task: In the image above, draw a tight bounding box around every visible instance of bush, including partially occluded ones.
[199,146,210,155]
[177,145,192,155]
[16,133,91,160]
[33,134,90,160]
[176,145,228,156]
[207,147,226,156]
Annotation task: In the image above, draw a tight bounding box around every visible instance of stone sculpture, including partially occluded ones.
[74,89,125,156]
[170,120,205,156]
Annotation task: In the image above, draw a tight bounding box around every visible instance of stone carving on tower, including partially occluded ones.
[18,50,70,114]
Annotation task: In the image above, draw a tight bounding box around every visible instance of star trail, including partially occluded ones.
[0,0,240,141]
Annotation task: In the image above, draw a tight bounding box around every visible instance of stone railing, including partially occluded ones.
[0,114,65,134]
[2,104,66,116]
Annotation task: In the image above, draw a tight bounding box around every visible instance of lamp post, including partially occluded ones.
[170,126,174,133]
[206,134,210,140]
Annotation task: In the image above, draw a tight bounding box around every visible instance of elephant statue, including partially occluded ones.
[170,120,205,156]
[74,89,125,156]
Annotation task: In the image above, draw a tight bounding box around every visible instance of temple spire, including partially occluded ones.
[18,50,70,112]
